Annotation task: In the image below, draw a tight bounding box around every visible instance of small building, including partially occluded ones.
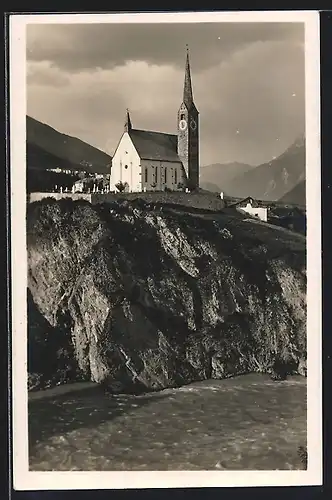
[230,196,268,222]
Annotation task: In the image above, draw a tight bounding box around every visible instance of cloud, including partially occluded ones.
[26,22,304,72]
[26,21,305,165]
[27,61,70,87]
[27,60,182,156]
[194,39,305,163]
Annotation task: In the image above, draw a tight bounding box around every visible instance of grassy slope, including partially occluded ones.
[200,181,223,193]
[29,374,306,471]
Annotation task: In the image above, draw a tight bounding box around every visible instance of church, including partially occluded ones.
[110,48,200,193]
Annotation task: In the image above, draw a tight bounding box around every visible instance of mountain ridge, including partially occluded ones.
[200,161,255,193]
[215,136,305,202]
[279,180,306,206]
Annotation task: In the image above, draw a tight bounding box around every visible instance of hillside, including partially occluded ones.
[221,136,306,202]
[27,142,84,172]
[27,142,84,193]
[27,198,306,393]
[280,181,306,207]
[27,116,112,174]
[200,162,254,193]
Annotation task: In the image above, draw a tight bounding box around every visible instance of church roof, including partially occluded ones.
[129,129,181,163]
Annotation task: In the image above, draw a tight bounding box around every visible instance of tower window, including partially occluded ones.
[155,166,158,183]
[124,165,128,169]
[180,113,185,120]
[164,167,167,184]
[145,168,148,183]
[174,169,177,184]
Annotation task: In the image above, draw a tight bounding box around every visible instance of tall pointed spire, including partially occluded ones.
[124,108,132,132]
[183,45,193,108]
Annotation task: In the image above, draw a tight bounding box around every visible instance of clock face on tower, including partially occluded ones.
[190,119,197,131]
[179,119,187,131]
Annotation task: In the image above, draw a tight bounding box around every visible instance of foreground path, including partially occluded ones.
[28,374,306,471]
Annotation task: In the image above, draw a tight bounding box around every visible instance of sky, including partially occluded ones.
[26,21,305,166]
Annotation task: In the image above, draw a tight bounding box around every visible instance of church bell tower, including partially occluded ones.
[177,46,199,189]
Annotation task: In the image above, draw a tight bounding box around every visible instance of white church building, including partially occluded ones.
[110,48,200,193]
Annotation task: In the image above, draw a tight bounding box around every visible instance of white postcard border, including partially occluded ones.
[10,10,322,490]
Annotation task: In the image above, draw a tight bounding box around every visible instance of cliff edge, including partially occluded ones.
[27,198,306,391]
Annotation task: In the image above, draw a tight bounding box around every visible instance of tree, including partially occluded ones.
[115,181,128,193]
[81,177,94,193]
[186,179,198,192]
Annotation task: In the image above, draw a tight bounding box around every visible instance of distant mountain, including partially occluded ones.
[279,180,306,206]
[27,116,112,174]
[222,136,305,201]
[200,181,222,193]
[200,161,254,193]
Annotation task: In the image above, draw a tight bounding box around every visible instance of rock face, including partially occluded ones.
[27,198,307,392]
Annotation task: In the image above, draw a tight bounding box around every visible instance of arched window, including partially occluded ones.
[164,167,167,184]
[180,113,185,120]
[145,168,148,183]
[155,166,158,183]
[124,164,128,169]
[174,168,177,185]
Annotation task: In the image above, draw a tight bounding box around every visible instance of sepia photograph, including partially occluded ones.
[10,11,322,490]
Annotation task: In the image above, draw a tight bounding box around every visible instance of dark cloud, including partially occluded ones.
[27,22,304,73]
[26,21,305,165]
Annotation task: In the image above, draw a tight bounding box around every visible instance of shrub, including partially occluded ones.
[186,179,198,191]
[27,170,79,193]
[115,181,128,193]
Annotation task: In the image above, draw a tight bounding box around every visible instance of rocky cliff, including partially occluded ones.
[27,198,307,392]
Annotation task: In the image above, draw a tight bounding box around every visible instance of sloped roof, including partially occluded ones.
[229,196,260,208]
[129,129,181,162]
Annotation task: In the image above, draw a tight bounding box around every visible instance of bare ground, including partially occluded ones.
[28,373,306,471]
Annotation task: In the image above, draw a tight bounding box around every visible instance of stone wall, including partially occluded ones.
[28,191,226,212]
[29,193,92,204]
